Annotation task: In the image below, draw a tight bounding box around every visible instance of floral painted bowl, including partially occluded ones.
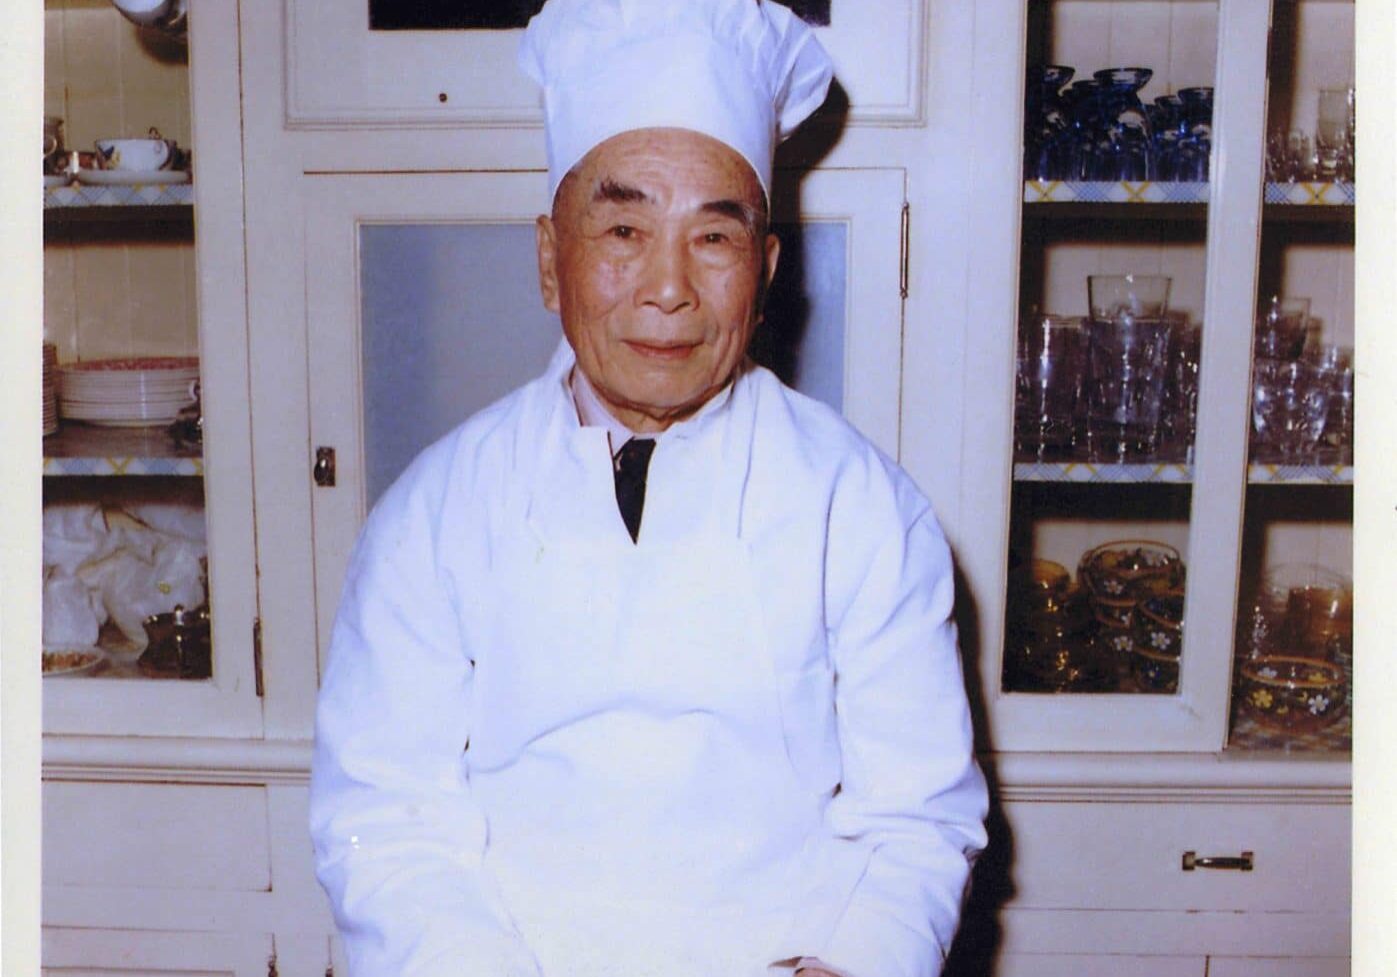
[1131,643,1180,693]
[1237,656,1346,735]
[1133,592,1184,656]
[1079,540,1184,628]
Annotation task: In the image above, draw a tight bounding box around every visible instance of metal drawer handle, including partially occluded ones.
[1182,850,1253,872]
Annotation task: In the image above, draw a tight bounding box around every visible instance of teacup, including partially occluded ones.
[95,136,177,172]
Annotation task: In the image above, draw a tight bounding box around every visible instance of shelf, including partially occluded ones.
[1246,462,1353,485]
[43,423,202,477]
[1014,460,1193,484]
[44,182,194,223]
[1227,710,1350,756]
[1012,461,1351,486]
[1262,181,1354,206]
[1022,180,1209,220]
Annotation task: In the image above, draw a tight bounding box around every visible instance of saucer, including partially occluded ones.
[75,169,191,186]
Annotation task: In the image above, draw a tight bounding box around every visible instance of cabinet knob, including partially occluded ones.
[1181,850,1253,872]
[313,446,337,487]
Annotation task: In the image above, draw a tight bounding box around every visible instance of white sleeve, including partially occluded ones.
[308,480,542,977]
[814,477,989,977]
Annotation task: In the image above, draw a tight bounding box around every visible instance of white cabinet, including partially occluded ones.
[42,929,274,977]
[41,0,261,738]
[1206,959,1350,977]
[283,0,928,128]
[36,1,1355,975]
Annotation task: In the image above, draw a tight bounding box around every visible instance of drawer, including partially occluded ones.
[43,782,271,892]
[989,955,1205,977]
[998,800,1349,913]
[1206,958,1349,977]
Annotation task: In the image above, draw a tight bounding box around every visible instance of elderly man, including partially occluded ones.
[309,2,987,976]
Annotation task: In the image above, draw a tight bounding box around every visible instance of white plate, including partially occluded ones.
[66,416,179,429]
[74,169,191,186]
[42,647,108,678]
[44,174,70,188]
[61,390,194,402]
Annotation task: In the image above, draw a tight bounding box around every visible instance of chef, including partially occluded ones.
[309,2,988,976]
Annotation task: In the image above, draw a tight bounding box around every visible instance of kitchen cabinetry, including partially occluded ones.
[41,0,259,737]
[38,0,1352,974]
[947,0,1351,970]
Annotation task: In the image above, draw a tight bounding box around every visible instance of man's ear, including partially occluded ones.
[536,214,561,314]
[753,230,781,322]
[763,231,781,291]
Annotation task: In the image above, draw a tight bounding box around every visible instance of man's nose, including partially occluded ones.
[635,236,698,314]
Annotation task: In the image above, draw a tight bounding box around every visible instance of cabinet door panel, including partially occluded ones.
[985,955,1204,977]
[1001,801,1350,914]
[42,929,272,977]
[304,169,904,675]
[41,0,262,738]
[284,0,925,128]
[1207,959,1348,977]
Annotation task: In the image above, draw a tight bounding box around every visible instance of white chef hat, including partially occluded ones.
[519,0,835,203]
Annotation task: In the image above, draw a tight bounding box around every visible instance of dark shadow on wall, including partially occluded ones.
[942,546,1017,974]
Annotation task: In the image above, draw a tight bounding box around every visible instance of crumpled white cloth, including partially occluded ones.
[42,568,107,649]
[43,502,208,650]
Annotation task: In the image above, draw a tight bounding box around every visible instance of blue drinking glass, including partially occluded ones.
[1174,87,1214,181]
[1065,79,1108,180]
[1093,68,1154,181]
[1150,95,1184,180]
[1024,65,1075,180]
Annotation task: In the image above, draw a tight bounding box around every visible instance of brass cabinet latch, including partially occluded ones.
[1182,850,1254,872]
[314,446,337,487]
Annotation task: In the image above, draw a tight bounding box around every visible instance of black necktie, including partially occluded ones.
[613,437,656,543]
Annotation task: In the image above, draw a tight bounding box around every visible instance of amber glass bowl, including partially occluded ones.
[1237,656,1346,735]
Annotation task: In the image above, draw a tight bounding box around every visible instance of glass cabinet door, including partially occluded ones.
[303,168,906,674]
[1228,0,1353,755]
[41,1,261,737]
[965,0,1275,752]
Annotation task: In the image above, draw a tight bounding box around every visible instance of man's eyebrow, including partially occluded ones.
[593,178,651,206]
[700,198,762,236]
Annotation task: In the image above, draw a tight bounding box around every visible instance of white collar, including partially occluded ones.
[567,362,736,457]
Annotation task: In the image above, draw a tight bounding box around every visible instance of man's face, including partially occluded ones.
[536,127,780,433]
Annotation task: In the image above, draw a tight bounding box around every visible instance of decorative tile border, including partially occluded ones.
[1014,461,1193,484]
[1262,181,1355,206]
[44,183,194,209]
[1247,463,1353,485]
[43,455,203,477]
[1023,180,1209,204]
[1014,461,1352,485]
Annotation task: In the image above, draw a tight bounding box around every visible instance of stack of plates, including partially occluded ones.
[43,342,58,436]
[58,356,200,428]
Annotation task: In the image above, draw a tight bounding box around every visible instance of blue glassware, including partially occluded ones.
[1174,87,1214,181]
[1093,68,1155,181]
[1150,95,1184,180]
[1064,79,1108,180]
[1024,65,1075,180]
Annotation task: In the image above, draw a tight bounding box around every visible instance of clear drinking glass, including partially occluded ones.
[1015,315,1086,460]
[1316,88,1352,181]
[1250,357,1333,462]
[1083,316,1174,462]
[1160,314,1201,461]
[1305,344,1354,462]
[1088,274,1172,321]
[1254,296,1311,360]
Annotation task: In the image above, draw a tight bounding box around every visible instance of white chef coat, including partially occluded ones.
[309,340,988,977]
